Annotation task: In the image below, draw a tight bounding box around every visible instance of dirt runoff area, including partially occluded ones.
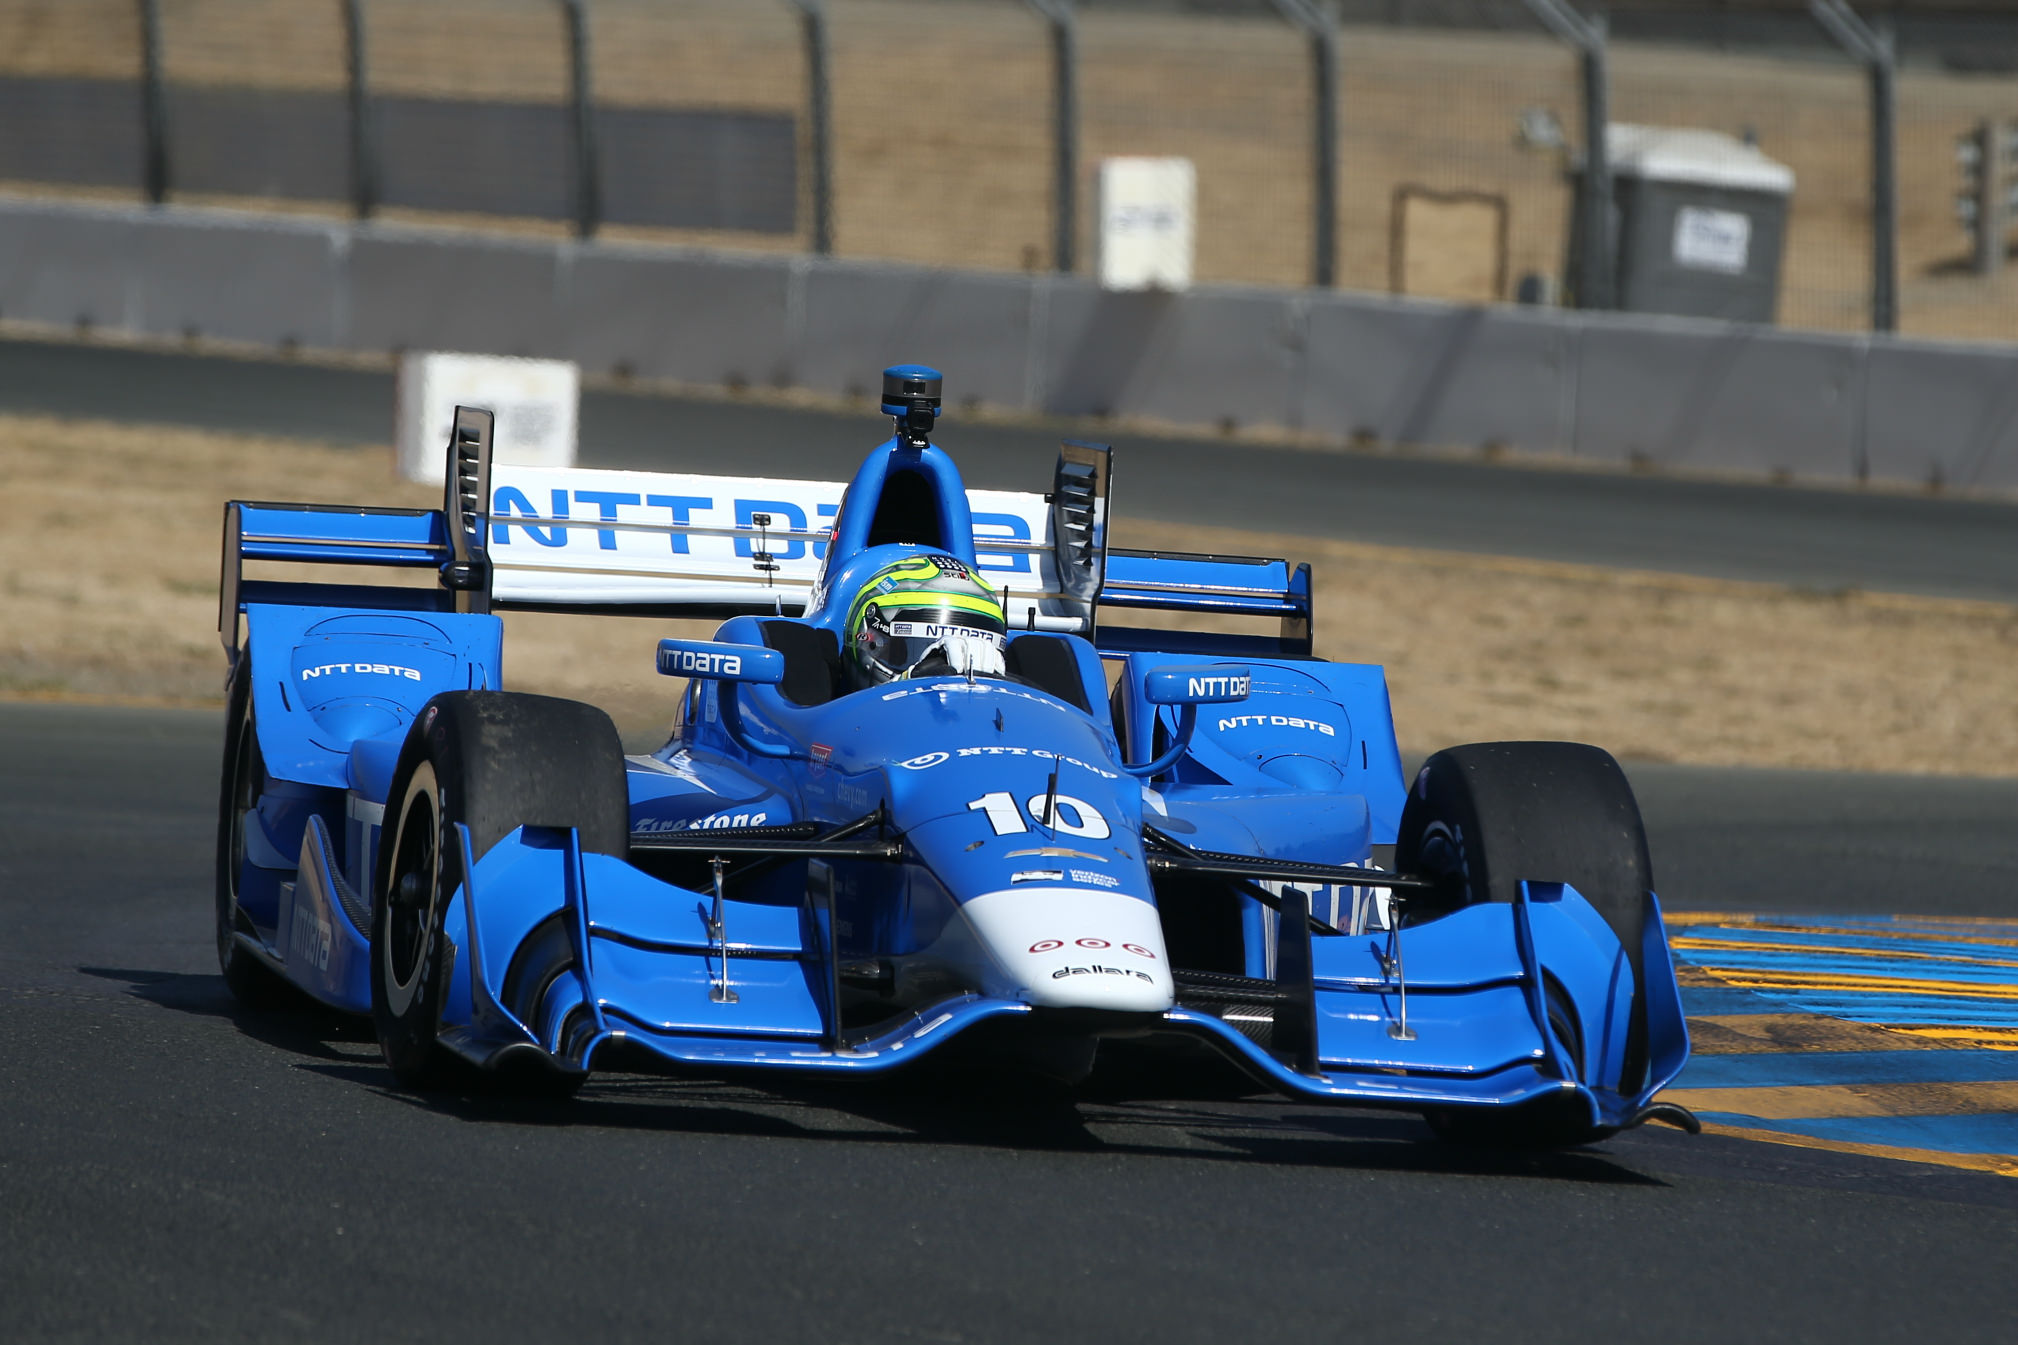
[3,413,2012,777]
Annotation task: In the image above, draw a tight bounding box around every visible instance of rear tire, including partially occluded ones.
[371,692,628,1090]
[214,660,288,1005]
[1397,741,1654,1145]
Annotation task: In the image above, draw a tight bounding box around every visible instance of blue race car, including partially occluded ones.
[215,363,1694,1146]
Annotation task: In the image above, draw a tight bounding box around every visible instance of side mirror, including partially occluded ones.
[658,638,790,759]
[1126,665,1251,778]
[656,639,784,685]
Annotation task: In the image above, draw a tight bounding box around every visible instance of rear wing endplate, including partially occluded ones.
[1094,550,1313,659]
[220,406,495,660]
[1046,438,1313,659]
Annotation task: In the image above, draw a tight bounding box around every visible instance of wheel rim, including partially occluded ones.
[1409,819,1471,923]
[382,767,439,1017]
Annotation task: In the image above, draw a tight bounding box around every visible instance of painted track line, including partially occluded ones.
[1662,913,2018,1175]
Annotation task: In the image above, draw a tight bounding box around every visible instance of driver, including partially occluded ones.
[844,553,1009,686]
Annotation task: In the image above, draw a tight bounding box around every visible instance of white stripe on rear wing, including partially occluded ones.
[487,465,1083,629]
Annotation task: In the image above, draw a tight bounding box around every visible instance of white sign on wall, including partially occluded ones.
[1672,206,1752,275]
[395,351,579,485]
[1097,156,1196,292]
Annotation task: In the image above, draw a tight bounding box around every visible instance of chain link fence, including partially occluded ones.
[590,0,808,249]
[828,0,1052,271]
[0,0,2012,342]
[1610,41,1872,331]
[1079,5,1316,287]
[1897,66,2018,342]
[1338,21,1579,303]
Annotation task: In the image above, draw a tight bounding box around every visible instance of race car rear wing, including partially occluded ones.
[221,406,1314,660]
[1096,550,1313,658]
[219,407,494,660]
[220,407,1092,655]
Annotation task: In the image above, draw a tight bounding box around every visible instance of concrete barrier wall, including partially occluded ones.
[3,197,2014,490]
[1864,342,2018,491]
[797,264,1039,410]
[566,249,794,389]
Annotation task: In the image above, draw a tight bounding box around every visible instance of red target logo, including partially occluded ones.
[1029,936,1154,957]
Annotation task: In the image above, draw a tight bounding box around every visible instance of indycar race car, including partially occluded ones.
[215,363,1695,1146]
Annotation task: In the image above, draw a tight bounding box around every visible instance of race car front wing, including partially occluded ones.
[411,819,1689,1133]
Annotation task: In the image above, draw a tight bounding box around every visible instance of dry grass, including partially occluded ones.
[0,414,706,735]
[1109,518,2018,775]
[2,412,2011,775]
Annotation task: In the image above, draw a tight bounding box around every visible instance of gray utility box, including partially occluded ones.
[1570,124,1794,323]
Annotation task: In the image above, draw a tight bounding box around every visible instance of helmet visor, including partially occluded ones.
[862,606,1006,679]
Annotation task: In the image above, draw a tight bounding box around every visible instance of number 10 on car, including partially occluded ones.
[967,791,1111,839]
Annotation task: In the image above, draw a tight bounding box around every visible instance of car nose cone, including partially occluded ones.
[960,886,1174,1013]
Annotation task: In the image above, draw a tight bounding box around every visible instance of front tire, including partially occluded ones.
[371,692,629,1090]
[1395,741,1651,957]
[1397,741,1654,1147]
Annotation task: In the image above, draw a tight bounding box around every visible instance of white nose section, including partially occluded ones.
[961,887,1174,1013]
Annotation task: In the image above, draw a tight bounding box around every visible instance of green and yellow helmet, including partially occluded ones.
[845,553,1008,685]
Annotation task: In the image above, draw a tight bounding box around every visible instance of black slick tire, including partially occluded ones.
[370,691,629,1091]
[214,658,289,1005]
[1396,741,1655,1146]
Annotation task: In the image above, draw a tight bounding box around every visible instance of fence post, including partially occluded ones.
[1810,0,1898,333]
[1271,1,1340,289]
[1578,17,1613,310]
[1964,120,2007,277]
[1026,2,1078,274]
[1524,0,1612,310]
[342,0,376,219]
[559,0,600,238]
[1870,33,1897,332]
[787,1,834,256]
[136,0,168,204]
[1311,19,1339,288]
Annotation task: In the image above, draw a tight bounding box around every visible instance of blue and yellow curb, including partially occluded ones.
[1658,913,2018,1176]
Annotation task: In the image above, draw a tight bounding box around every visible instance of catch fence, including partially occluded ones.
[0,0,2012,342]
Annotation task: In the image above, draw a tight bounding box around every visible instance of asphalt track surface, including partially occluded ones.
[6,334,2017,1338]
[5,334,2018,603]
[4,701,2016,1343]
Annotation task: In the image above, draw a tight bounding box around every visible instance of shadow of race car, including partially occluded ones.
[215,363,1695,1147]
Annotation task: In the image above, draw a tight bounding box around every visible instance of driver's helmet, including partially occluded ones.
[844,553,1008,686]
